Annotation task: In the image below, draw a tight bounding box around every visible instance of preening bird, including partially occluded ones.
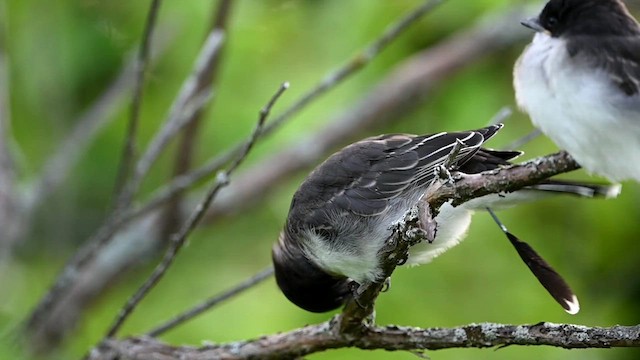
[272,124,620,314]
[514,0,640,182]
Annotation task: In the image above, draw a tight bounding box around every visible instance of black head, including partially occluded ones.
[524,0,639,37]
[272,232,351,313]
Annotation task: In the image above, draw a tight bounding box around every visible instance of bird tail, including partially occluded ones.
[530,180,621,199]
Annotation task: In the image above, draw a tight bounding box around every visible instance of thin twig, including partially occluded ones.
[147,267,274,337]
[114,28,224,212]
[488,106,512,125]
[112,0,163,204]
[259,0,444,140]
[160,0,233,241]
[504,129,543,150]
[104,82,289,338]
[27,32,173,211]
[24,27,220,342]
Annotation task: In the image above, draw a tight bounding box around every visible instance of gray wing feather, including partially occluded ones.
[290,125,502,220]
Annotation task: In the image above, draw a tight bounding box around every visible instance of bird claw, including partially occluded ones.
[381,277,391,292]
[435,164,455,185]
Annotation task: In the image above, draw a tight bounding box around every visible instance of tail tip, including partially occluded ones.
[601,183,622,199]
[563,295,580,315]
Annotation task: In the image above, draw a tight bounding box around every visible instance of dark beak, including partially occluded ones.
[521,17,545,32]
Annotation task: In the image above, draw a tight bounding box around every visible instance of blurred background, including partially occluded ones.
[1,0,639,359]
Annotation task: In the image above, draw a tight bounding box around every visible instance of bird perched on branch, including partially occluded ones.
[514,0,640,182]
[272,124,619,314]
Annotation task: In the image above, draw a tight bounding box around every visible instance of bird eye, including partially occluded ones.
[546,16,559,29]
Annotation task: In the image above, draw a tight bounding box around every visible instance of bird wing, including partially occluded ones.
[568,35,640,96]
[291,125,502,222]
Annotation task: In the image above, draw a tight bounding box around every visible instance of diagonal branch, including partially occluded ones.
[103,82,289,339]
[159,0,233,242]
[146,267,274,337]
[24,25,223,350]
[26,32,173,212]
[114,28,224,212]
[112,0,163,202]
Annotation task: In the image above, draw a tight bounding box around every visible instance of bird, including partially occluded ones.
[514,0,640,182]
[272,124,620,314]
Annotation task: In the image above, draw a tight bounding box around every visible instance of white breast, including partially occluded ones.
[515,33,640,182]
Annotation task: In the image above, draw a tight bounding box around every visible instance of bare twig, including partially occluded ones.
[147,267,274,337]
[505,129,543,150]
[488,106,513,125]
[114,28,224,212]
[27,32,173,211]
[89,322,640,359]
[259,0,444,140]
[104,82,289,338]
[160,0,233,241]
[112,0,163,202]
[24,26,221,349]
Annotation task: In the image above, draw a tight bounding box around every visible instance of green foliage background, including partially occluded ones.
[1,0,639,359]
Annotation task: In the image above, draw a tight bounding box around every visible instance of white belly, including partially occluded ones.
[515,33,640,182]
[407,202,472,266]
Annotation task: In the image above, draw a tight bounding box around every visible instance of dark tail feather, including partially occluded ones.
[487,208,580,314]
[503,230,580,314]
[530,180,621,199]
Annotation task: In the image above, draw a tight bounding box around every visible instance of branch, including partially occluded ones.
[114,27,224,211]
[25,25,224,347]
[159,0,233,241]
[426,150,580,209]
[147,267,274,337]
[26,32,173,212]
[112,0,163,201]
[88,322,640,360]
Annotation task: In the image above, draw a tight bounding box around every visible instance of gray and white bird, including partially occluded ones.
[272,124,619,314]
[514,0,640,182]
